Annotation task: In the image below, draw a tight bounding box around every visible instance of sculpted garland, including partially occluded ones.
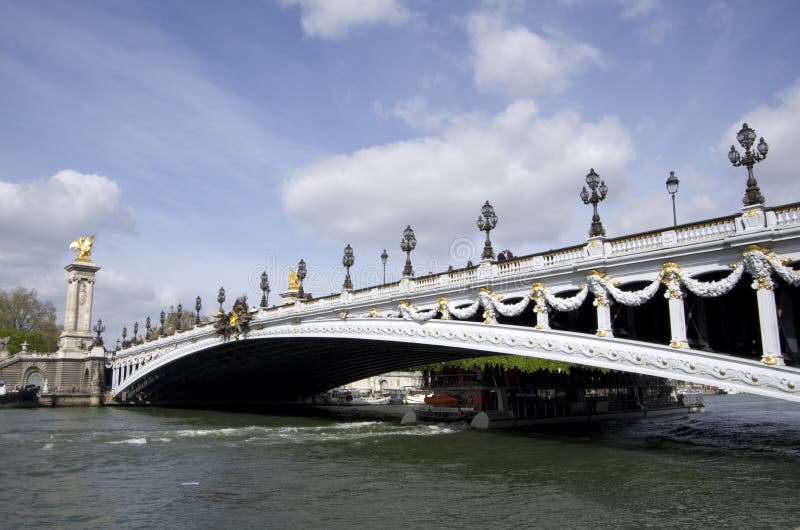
[389,246,800,323]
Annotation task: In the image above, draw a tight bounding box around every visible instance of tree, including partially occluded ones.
[0,287,59,352]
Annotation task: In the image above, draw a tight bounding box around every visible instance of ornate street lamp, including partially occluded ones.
[260,271,270,308]
[400,225,417,277]
[380,249,388,284]
[342,244,355,290]
[195,296,202,325]
[666,171,679,227]
[729,122,768,206]
[133,321,139,343]
[218,287,225,311]
[477,200,498,260]
[93,318,105,346]
[160,310,166,337]
[297,259,307,298]
[121,326,128,348]
[579,168,609,237]
[145,316,152,340]
[176,303,183,332]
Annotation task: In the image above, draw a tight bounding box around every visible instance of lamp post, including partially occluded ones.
[145,316,151,340]
[160,310,166,337]
[400,225,417,277]
[133,321,139,343]
[218,287,225,311]
[297,259,307,299]
[380,249,388,284]
[728,122,768,206]
[176,303,183,332]
[666,171,679,227]
[342,244,355,290]
[476,200,498,260]
[195,296,202,325]
[121,326,127,348]
[260,272,270,308]
[579,168,609,237]
[93,318,105,346]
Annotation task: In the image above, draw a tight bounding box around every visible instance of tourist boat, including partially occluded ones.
[0,381,40,408]
[329,390,391,406]
[401,368,702,429]
[403,390,432,404]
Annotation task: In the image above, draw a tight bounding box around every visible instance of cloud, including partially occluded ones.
[618,0,659,19]
[720,82,800,205]
[0,170,134,272]
[281,0,411,40]
[467,11,602,98]
[282,100,634,269]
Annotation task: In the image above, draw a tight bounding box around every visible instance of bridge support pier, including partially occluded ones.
[668,296,688,348]
[756,287,784,365]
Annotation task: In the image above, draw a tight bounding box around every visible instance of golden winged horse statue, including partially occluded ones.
[69,236,94,262]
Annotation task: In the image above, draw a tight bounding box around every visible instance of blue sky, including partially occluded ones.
[1,0,799,345]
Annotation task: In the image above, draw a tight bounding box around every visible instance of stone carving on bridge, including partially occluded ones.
[214,296,252,340]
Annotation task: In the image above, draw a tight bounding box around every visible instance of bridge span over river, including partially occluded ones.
[108,200,800,406]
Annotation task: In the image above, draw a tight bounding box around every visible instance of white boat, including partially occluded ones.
[404,390,432,404]
[338,390,390,406]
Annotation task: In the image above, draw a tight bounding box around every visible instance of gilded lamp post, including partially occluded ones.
[93,318,105,346]
[176,303,183,332]
[297,259,307,298]
[666,171,679,227]
[728,122,768,206]
[400,225,417,277]
[195,296,202,325]
[580,168,608,237]
[145,316,151,340]
[342,244,354,290]
[132,321,139,343]
[260,271,270,308]
[477,200,498,260]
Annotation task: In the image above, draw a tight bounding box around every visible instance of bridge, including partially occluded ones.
[108,200,800,405]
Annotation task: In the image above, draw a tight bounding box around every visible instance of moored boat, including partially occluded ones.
[0,381,40,408]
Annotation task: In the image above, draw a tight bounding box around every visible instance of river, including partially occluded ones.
[2,393,800,529]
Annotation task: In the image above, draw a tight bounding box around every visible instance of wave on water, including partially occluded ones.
[107,437,148,445]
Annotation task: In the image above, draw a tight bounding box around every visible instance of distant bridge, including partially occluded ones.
[110,202,800,405]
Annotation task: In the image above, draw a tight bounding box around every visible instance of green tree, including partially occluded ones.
[0,327,50,354]
[0,287,60,352]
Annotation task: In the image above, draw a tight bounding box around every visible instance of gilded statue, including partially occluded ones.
[69,236,94,262]
[287,267,300,291]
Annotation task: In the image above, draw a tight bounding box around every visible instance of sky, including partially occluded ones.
[1,0,799,346]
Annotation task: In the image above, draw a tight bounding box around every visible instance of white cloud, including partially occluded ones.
[0,170,135,272]
[282,100,634,268]
[720,82,800,206]
[281,0,411,40]
[467,11,602,98]
[618,0,659,19]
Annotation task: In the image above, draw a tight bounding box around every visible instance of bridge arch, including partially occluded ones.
[114,319,800,405]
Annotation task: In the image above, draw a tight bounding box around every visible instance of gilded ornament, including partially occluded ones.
[751,375,759,382]
[670,340,683,348]
[69,235,94,262]
[719,369,727,376]
[789,382,796,390]
[743,244,769,256]
[596,329,607,337]
[762,355,779,366]
[287,268,300,291]
[367,307,378,318]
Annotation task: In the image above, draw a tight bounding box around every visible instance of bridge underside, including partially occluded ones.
[123,337,488,406]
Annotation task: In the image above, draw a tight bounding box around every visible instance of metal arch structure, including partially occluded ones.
[113,318,800,404]
[109,202,800,405]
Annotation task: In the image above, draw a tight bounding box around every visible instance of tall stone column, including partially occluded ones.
[58,260,100,356]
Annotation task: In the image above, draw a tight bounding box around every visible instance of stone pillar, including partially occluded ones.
[594,296,613,337]
[58,260,100,356]
[667,296,688,348]
[755,286,784,365]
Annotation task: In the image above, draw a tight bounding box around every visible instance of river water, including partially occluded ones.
[2,394,800,529]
